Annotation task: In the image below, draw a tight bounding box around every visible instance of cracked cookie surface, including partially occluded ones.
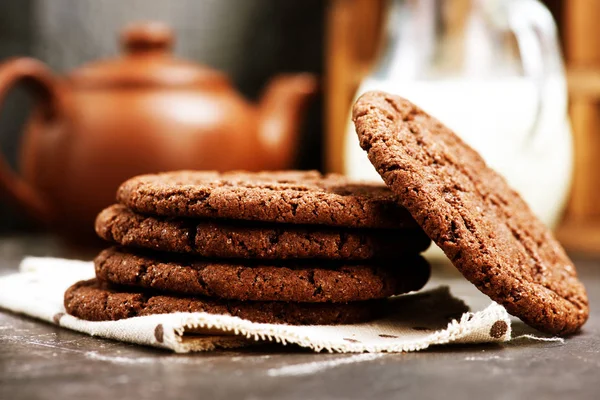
[96,204,431,260]
[116,170,418,229]
[352,91,589,335]
[64,278,379,325]
[94,247,430,303]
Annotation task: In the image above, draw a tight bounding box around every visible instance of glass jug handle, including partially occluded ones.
[508,0,561,144]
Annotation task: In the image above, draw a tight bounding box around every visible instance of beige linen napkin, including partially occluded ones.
[0,257,513,353]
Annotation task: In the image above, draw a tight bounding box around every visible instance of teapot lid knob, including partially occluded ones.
[70,20,226,88]
[121,21,173,54]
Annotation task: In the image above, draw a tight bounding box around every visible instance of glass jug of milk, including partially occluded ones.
[344,0,572,235]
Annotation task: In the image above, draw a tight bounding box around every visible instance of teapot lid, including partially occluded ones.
[68,22,228,88]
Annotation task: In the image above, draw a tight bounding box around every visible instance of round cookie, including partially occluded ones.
[94,247,431,303]
[352,91,589,335]
[64,279,378,325]
[96,204,431,260]
[116,170,418,229]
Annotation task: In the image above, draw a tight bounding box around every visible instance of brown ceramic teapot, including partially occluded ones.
[0,22,317,240]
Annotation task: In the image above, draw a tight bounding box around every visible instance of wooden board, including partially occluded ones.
[560,0,600,253]
[325,0,384,173]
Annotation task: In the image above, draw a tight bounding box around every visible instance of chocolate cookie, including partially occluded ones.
[116,170,418,229]
[64,279,378,325]
[352,91,589,335]
[94,247,430,302]
[96,204,431,260]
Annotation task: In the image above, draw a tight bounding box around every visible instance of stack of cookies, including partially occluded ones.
[64,171,432,325]
[63,91,590,336]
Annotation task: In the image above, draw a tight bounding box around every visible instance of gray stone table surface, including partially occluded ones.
[1,235,599,400]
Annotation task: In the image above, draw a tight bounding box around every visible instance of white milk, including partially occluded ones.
[344,76,572,258]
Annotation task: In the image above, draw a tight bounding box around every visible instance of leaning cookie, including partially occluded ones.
[116,170,418,229]
[96,204,431,260]
[64,279,380,325]
[94,247,430,303]
[352,91,589,335]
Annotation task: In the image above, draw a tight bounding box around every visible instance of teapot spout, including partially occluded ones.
[258,73,317,170]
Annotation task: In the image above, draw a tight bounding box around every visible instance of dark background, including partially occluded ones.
[0,0,325,232]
